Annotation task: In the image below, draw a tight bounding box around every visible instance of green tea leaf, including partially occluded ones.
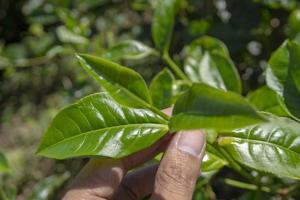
[184,36,241,93]
[150,68,175,109]
[76,54,152,108]
[28,172,70,200]
[37,92,169,159]
[0,152,10,173]
[219,115,300,179]
[202,151,227,172]
[102,40,158,61]
[184,36,229,58]
[266,41,289,96]
[171,80,190,103]
[283,42,300,120]
[152,0,179,53]
[57,26,88,44]
[247,86,287,116]
[170,83,264,131]
[288,9,300,39]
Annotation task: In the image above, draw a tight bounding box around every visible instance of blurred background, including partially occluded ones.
[0,0,300,199]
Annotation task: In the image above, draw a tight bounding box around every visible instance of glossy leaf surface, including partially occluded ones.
[283,42,300,119]
[150,68,175,109]
[247,86,287,116]
[76,54,152,108]
[0,152,10,173]
[170,83,264,131]
[102,40,158,61]
[184,36,241,93]
[266,41,289,96]
[37,92,169,159]
[219,115,300,179]
[152,0,178,53]
[201,151,227,172]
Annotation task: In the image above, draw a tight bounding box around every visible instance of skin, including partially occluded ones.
[63,108,206,200]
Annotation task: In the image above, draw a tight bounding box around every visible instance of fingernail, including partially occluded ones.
[176,130,206,157]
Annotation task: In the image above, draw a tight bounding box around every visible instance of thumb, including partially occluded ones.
[151,130,206,200]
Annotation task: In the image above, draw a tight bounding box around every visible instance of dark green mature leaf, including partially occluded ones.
[150,68,175,109]
[218,114,300,179]
[247,86,287,116]
[152,0,179,53]
[0,152,10,173]
[184,36,241,93]
[28,172,70,200]
[266,41,289,96]
[76,54,152,108]
[170,83,264,131]
[37,92,169,159]
[283,42,300,120]
[102,40,158,62]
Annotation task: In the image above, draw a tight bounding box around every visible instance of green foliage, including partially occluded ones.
[3,0,300,198]
[101,40,158,62]
[219,114,300,179]
[247,86,287,116]
[183,36,241,93]
[0,152,10,174]
[170,83,264,131]
[76,54,153,108]
[283,42,300,120]
[37,92,168,159]
[152,0,179,54]
[149,68,175,109]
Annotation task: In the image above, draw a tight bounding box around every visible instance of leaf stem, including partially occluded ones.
[224,178,271,193]
[163,53,191,83]
[218,148,253,182]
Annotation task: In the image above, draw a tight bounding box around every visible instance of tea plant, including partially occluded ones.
[37,0,300,197]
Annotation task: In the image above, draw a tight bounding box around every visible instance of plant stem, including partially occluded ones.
[163,53,191,84]
[224,178,271,193]
[218,148,253,182]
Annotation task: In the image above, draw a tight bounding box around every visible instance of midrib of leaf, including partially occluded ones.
[175,112,260,118]
[112,82,170,120]
[38,123,169,154]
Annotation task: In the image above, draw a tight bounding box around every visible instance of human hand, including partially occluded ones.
[63,108,206,200]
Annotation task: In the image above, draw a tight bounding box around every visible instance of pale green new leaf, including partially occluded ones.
[150,68,175,109]
[218,114,300,179]
[37,92,169,159]
[102,40,158,62]
[152,0,179,53]
[184,36,241,93]
[76,54,152,108]
[0,152,10,173]
[170,83,264,131]
[57,26,88,44]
